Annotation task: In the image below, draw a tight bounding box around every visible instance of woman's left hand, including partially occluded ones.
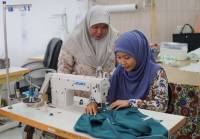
[110,100,129,110]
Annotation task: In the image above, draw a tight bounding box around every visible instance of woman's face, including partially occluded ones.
[89,23,108,40]
[116,52,137,71]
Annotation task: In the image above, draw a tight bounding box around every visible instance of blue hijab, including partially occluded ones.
[107,30,161,103]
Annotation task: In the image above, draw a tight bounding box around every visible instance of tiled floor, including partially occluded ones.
[0,126,23,139]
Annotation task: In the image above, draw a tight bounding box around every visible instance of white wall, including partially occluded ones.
[89,0,200,43]
[0,0,88,66]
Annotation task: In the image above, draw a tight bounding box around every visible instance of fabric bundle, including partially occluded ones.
[74,107,168,139]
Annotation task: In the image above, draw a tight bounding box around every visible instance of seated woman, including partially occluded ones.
[85,30,168,115]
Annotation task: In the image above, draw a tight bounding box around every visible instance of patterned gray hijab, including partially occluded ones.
[62,5,118,69]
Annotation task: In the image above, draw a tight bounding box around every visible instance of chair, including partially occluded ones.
[43,37,63,70]
[14,37,62,98]
[166,84,173,113]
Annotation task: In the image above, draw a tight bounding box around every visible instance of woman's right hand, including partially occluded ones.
[85,102,98,115]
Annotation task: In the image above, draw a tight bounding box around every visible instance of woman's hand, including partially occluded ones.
[110,100,129,110]
[85,102,98,115]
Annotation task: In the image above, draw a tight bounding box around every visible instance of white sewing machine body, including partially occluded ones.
[49,73,110,109]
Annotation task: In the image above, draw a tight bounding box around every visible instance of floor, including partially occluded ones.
[0,126,23,139]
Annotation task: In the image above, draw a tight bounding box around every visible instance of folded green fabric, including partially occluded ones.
[74,107,168,139]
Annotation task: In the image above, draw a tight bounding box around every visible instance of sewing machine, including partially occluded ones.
[29,73,110,109]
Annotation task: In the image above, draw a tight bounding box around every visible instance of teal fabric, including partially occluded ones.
[74,107,168,139]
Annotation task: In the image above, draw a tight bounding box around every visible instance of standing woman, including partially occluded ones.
[58,5,118,77]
